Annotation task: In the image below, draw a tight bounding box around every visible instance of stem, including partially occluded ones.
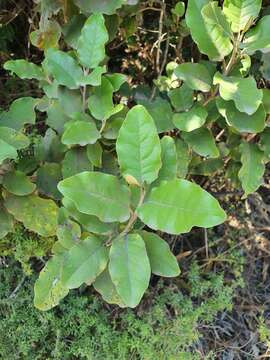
[119,186,146,237]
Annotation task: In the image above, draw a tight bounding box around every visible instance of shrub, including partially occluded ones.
[0,0,269,310]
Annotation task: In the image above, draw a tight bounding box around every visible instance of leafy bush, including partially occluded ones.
[0,260,241,359]
[0,0,269,310]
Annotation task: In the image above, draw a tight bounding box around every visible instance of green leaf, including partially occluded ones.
[174,63,212,92]
[223,0,262,33]
[191,158,224,176]
[262,89,270,114]
[30,20,61,51]
[109,234,151,308]
[136,96,175,133]
[44,49,83,89]
[57,220,81,250]
[5,194,58,237]
[137,179,226,234]
[216,97,266,133]
[57,88,82,116]
[260,128,270,158]
[201,2,233,57]
[261,54,270,81]
[62,121,100,146]
[77,14,109,69]
[168,84,194,112]
[182,128,219,158]
[81,66,106,86]
[36,163,62,200]
[0,127,29,150]
[0,139,17,164]
[175,138,191,178]
[58,171,130,223]
[173,104,208,132]
[172,2,185,17]
[88,77,123,121]
[213,72,263,115]
[93,268,126,307]
[62,148,93,178]
[239,142,265,197]
[186,0,231,60]
[0,204,14,239]
[4,59,44,80]
[87,142,102,168]
[62,14,86,49]
[0,97,37,131]
[3,171,36,196]
[63,197,116,235]
[61,235,108,289]
[34,254,69,311]
[243,15,270,55]
[46,100,73,134]
[116,105,162,185]
[106,73,127,91]
[74,0,124,15]
[140,231,180,277]
[158,136,177,182]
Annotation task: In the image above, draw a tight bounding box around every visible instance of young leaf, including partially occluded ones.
[5,194,58,237]
[140,231,180,277]
[201,2,233,57]
[109,234,151,308]
[213,72,263,115]
[61,235,108,289]
[3,171,36,196]
[158,136,177,182]
[0,139,17,164]
[0,127,30,150]
[34,254,69,311]
[93,268,126,307]
[137,179,226,234]
[62,148,93,178]
[174,63,212,92]
[44,49,83,89]
[0,97,37,131]
[243,15,270,55]
[182,128,219,158]
[61,121,101,146]
[81,66,106,86]
[216,97,266,133]
[186,0,231,60]
[77,14,109,69]
[173,104,208,132]
[116,105,162,185]
[88,77,123,120]
[58,171,130,223]
[223,0,262,33]
[239,142,265,197]
[63,197,116,235]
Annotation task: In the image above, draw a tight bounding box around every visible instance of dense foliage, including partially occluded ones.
[0,0,270,311]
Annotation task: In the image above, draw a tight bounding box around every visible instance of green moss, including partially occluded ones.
[0,257,242,360]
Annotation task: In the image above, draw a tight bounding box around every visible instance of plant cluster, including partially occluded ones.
[0,0,270,310]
